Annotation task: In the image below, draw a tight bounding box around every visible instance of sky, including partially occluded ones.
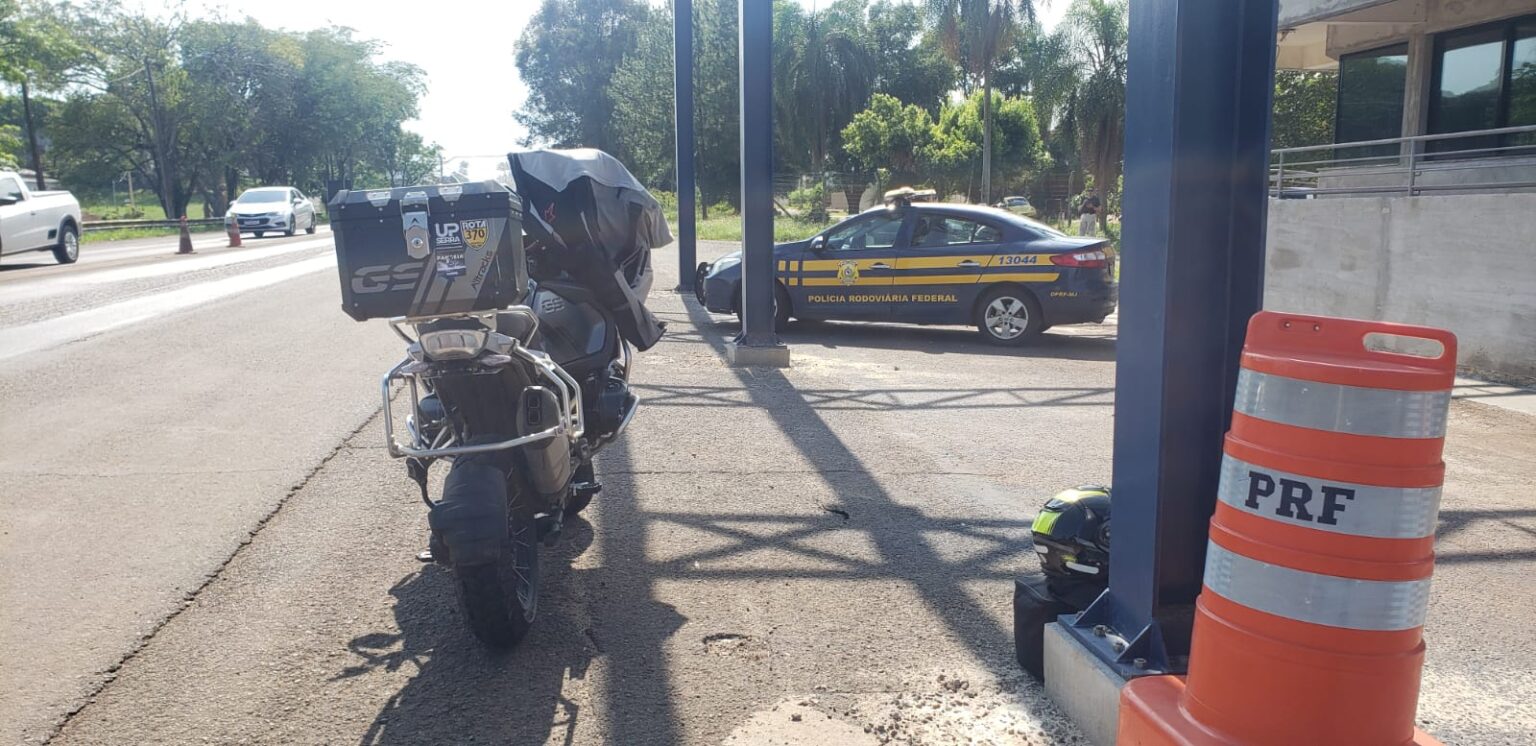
[147,0,1071,180]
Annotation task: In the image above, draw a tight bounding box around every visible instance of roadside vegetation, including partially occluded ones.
[81,224,225,244]
[2,0,431,222]
[4,0,1333,243]
[79,201,211,221]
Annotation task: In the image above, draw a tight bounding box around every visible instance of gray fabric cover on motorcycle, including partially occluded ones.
[507,149,669,350]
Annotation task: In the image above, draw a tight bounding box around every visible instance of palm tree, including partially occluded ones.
[1061,0,1126,231]
[774,2,873,176]
[924,0,1033,204]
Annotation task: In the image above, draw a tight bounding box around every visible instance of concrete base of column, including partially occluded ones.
[725,340,790,368]
[1044,622,1126,746]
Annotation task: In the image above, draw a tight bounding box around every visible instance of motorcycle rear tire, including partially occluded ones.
[446,458,540,649]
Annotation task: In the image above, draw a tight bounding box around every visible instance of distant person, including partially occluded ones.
[1077,188,1102,236]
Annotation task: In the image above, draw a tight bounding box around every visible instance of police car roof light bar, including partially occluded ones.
[883,187,937,207]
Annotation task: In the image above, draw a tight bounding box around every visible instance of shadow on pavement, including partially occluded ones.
[343,517,598,746]
[0,259,56,271]
[1435,507,1536,565]
[344,295,1064,743]
[674,296,1027,666]
[652,310,1117,362]
[632,383,1112,411]
[587,432,689,744]
[344,433,687,746]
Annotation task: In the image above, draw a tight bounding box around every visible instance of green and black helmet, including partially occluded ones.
[1030,485,1112,582]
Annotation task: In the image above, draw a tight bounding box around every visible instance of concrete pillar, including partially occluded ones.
[1401,30,1433,162]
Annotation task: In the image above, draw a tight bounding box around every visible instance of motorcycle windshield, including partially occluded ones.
[507,149,669,351]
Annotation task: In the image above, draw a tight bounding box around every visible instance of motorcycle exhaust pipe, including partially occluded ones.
[519,386,574,501]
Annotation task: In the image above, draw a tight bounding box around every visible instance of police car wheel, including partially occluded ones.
[976,287,1044,346]
[734,282,792,332]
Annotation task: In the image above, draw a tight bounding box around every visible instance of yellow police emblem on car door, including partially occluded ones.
[838,260,860,286]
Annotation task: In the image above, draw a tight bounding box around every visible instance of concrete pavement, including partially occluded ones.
[0,229,402,744]
[1,235,1532,745]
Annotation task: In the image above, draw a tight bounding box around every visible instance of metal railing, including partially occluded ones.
[82,217,225,233]
[1271,124,1536,198]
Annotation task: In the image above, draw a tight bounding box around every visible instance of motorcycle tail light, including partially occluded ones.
[419,328,488,360]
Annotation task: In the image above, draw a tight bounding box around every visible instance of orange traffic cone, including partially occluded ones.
[1119,311,1455,746]
[226,217,242,248]
[177,215,195,255]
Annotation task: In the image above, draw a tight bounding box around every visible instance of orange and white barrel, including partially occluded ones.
[1119,311,1455,746]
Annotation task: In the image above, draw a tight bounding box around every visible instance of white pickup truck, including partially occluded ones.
[1,170,83,264]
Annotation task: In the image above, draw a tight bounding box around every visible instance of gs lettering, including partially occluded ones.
[352,262,424,294]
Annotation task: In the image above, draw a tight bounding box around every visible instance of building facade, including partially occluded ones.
[1266,0,1536,383]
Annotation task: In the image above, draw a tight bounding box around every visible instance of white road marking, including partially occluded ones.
[67,227,331,265]
[1,239,334,305]
[0,255,336,363]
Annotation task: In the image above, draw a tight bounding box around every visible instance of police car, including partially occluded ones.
[695,194,1117,345]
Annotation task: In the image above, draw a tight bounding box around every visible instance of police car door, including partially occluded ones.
[891,214,1000,324]
[792,211,905,320]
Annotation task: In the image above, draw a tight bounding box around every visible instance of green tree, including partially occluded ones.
[691,0,742,213]
[1,0,85,187]
[611,0,739,215]
[288,28,424,192]
[922,90,1043,197]
[46,93,138,190]
[773,0,873,175]
[1061,0,1126,230]
[867,0,957,115]
[923,0,1033,204]
[999,22,1079,215]
[70,4,198,217]
[609,6,676,186]
[515,0,649,156]
[179,20,297,213]
[841,93,934,183]
[1271,70,1336,149]
[51,6,425,214]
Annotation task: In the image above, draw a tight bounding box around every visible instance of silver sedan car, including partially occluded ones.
[226,186,318,237]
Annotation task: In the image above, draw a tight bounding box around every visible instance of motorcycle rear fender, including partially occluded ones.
[429,451,509,566]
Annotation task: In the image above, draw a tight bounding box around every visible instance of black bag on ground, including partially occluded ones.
[1013,573,1104,680]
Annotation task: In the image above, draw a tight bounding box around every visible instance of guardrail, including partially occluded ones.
[82,217,226,233]
[1271,124,1536,198]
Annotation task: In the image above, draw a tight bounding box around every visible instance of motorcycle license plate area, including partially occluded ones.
[329,181,528,321]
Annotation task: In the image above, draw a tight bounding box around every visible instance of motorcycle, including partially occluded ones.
[331,148,669,647]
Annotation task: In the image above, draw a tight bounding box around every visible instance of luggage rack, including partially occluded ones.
[380,310,585,459]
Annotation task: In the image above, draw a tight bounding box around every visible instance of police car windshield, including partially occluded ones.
[237,190,286,203]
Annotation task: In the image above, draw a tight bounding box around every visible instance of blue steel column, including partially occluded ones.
[1063,0,1277,676]
[734,0,782,349]
[674,0,697,292]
